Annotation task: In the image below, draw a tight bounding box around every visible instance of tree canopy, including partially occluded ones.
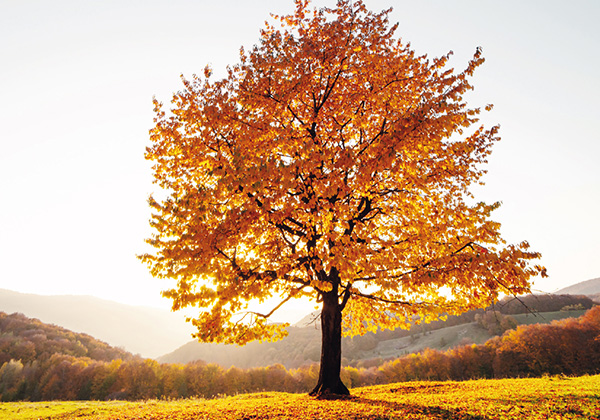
[141,0,546,396]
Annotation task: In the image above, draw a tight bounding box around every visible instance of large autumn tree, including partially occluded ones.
[141,0,546,396]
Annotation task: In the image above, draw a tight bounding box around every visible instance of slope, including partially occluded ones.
[0,311,136,365]
[0,289,194,358]
[159,293,595,368]
[555,277,600,296]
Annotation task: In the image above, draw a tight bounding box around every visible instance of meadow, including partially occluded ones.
[2,374,598,420]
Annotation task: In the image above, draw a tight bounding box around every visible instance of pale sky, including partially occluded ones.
[1,0,599,325]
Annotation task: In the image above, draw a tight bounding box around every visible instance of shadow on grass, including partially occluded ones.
[348,396,490,420]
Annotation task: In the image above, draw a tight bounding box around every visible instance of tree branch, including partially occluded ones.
[249,285,308,319]
[352,241,476,282]
[339,283,352,311]
[349,289,415,306]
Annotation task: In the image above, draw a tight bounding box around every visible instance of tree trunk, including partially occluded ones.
[309,287,350,397]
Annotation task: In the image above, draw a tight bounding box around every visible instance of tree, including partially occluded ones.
[141,0,546,397]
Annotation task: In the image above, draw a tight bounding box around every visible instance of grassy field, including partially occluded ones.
[2,374,598,419]
[512,310,588,326]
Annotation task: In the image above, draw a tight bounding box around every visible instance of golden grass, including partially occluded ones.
[2,374,599,419]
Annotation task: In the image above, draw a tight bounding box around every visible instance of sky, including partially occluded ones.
[1,0,599,325]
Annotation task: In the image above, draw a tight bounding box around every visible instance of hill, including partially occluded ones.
[158,325,322,368]
[159,293,595,368]
[555,276,600,296]
[0,289,194,358]
[2,306,599,402]
[0,311,136,365]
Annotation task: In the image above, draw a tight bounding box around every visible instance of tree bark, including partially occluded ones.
[309,283,350,397]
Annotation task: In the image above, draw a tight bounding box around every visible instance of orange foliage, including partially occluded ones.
[140,0,546,386]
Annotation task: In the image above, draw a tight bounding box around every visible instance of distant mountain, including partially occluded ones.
[293,311,320,327]
[555,277,600,296]
[0,289,195,358]
[158,325,322,368]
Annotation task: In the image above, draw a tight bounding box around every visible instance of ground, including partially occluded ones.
[2,374,599,419]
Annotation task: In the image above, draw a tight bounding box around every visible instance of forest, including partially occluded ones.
[1,298,599,402]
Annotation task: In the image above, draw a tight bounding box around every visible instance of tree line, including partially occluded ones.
[1,305,598,401]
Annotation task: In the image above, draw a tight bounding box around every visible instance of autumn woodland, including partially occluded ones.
[1,299,600,402]
[1,0,598,417]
